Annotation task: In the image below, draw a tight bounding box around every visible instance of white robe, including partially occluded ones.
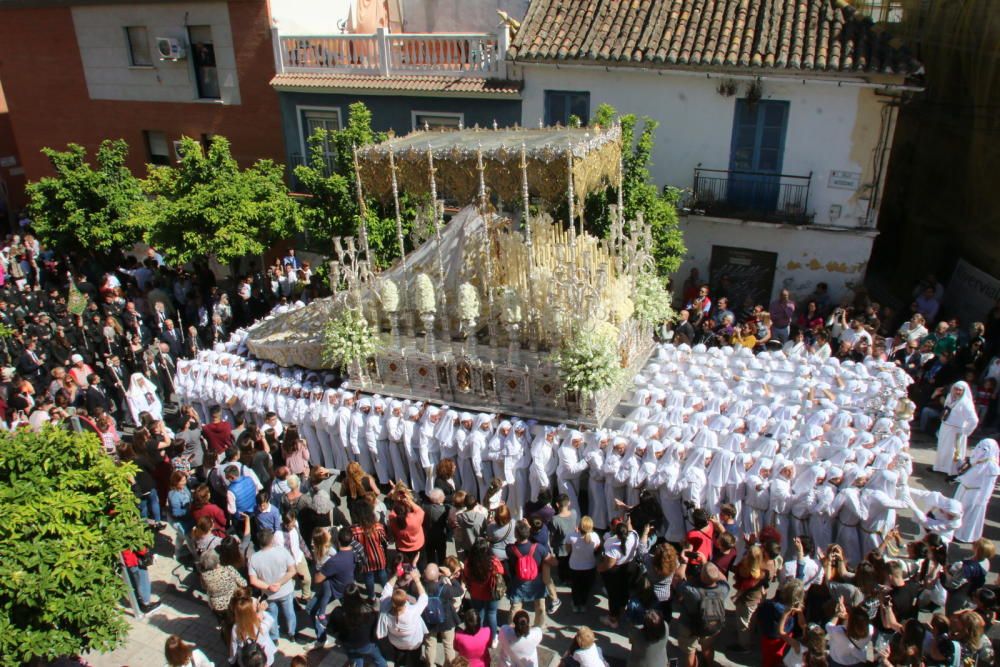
[933,381,979,474]
[954,440,1000,542]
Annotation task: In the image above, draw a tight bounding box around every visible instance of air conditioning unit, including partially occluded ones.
[156,37,186,60]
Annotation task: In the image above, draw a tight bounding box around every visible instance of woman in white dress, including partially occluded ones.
[954,438,1000,543]
[933,381,979,474]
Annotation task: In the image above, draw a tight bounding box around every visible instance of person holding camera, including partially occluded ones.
[672,545,729,667]
[597,517,639,629]
[376,565,429,667]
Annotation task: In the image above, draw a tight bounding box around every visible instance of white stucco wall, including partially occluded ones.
[677,216,878,305]
[270,0,352,35]
[518,64,890,229]
[400,0,529,33]
[71,3,241,104]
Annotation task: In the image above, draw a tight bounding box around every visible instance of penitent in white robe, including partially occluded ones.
[933,381,979,474]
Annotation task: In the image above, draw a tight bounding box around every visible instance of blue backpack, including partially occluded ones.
[422,587,447,626]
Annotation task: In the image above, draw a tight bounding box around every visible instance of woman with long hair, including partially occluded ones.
[731,544,770,652]
[486,503,516,564]
[163,634,212,667]
[497,610,543,667]
[328,583,385,666]
[281,425,310,477]
[465,538,506,643]
[351,501,389,597]
[344,460,377,521]
[826,600,873,667]
[228,596,277,665]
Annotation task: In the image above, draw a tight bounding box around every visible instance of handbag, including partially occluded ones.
[489,565,507,601]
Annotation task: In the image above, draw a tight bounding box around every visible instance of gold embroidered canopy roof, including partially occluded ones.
[355,126,622,204]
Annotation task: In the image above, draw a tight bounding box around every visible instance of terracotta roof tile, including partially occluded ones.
[269,73,522,96]
[510,0,921,77]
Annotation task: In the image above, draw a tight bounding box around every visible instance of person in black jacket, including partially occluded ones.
[84,373,110,414]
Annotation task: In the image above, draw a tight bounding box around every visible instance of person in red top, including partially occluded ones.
[464,538,505,643]
[201,406,233,455]
[122,547,160,613]
[388,485,425,565]
[190,484,227,536]
[684,508,715,564]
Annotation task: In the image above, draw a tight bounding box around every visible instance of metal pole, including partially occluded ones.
[426,145,449,339]
[476,145,497,347]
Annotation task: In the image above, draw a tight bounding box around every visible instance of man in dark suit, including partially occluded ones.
[159,319,184,358]
[103,355,129,421]
[84,373,110,414]
[15,339,45,383]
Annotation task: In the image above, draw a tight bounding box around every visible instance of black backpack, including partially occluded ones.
[695,586,727,636]
[237,631,266,666]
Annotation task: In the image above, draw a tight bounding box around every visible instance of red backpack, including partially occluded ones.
[515,544,539,581]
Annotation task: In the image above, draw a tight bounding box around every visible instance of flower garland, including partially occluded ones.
[322,309,380,369]
[502,287,522,324]
[457,282,480,322]
[412,273,436,314]
[379,279,399,314]
[554,322,623,396]
[633,272,675,325]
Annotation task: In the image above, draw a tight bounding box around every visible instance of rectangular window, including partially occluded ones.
[125,26,152,67]
[300,108,341,173]
[144,131,170,166]
[544,90,590,127]
[412,112,464,131]
[187,25,220,99]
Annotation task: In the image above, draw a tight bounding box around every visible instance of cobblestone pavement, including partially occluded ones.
[86,433,999,667]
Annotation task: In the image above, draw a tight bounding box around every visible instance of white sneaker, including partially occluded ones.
[549,598,562,613]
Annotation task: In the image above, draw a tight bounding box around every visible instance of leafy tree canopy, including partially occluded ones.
[294,102,418,270]
[583,104,686,280]
[140,136,301,266]
[25,140,145,254]
[0,427,149,665]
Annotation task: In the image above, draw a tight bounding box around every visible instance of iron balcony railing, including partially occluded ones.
[692,167,814,224]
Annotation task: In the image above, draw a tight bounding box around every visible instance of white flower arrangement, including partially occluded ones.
[633,272,676,325]
[379,279,400,314]
[609,296,635,325]
[322,309,380,369]
[412,273,436,314]
[457,282,480,322]
[554,322,623,396]
[502,287,522,324]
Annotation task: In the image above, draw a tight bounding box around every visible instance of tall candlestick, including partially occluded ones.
[476,144,497,347]
[426,145,448,338]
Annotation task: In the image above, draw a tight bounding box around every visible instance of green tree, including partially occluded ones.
[0,427,149,665]
[294,102,417,269]
[25,140,145,255]
[139,136,301,266]
[582,108,686,280]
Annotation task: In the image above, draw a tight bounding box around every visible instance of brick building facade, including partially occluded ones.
[0,0,284,184]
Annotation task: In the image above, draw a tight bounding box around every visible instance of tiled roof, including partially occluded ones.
[510,0,921,76]
[270,73,522,96]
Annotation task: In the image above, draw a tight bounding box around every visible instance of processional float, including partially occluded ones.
[247,125,657,427]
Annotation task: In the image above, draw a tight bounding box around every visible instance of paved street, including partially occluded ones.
[87,433,1000,667]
